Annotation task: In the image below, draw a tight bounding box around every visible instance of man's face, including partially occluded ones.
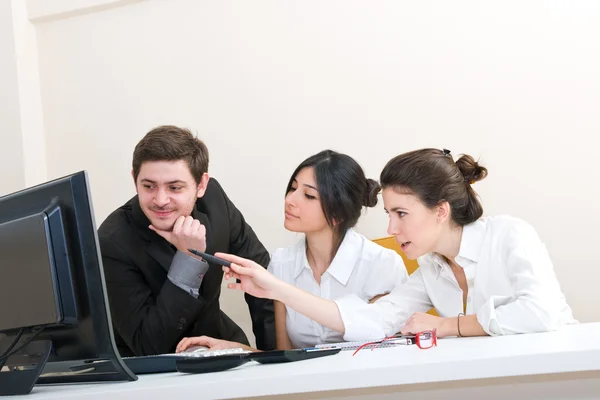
[134,160,207,231]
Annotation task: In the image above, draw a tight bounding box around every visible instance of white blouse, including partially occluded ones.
[268,229,409,349]
[335,216,576,341]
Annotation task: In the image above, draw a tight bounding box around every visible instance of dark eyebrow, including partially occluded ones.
[388,207,407,212]
[140,179,186,185]
[291,178,318,192]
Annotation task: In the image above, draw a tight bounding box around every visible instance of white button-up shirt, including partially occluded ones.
[269,229,409,349]
[335,216,576,341]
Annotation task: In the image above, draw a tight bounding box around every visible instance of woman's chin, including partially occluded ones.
[283,220,301,232]
[401,244,423,260]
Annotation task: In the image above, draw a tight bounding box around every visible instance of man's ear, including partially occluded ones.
[437,201,451,223]
[131,170,138,192]
[196,173,210,198]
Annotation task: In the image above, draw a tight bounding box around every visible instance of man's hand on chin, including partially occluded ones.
[150,215,207,258]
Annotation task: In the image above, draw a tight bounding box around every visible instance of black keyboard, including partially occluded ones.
[176,348,341,374]
[69,348,251,375]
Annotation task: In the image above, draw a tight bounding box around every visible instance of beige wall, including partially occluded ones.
[0,0,25,196]
[3,0,600,343]
[0,0,21,358]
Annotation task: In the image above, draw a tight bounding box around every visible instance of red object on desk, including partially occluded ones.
[352,329,437,356]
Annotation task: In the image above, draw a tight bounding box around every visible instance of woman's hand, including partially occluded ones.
[176,336,244,353]
[400,312,447,337]
[216,252,285,300]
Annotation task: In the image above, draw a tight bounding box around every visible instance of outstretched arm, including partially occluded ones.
[216,253,346,333]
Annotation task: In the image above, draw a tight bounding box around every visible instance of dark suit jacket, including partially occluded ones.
[98,178,275,356]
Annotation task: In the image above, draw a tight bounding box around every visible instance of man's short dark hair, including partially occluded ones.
[132,125,209,184]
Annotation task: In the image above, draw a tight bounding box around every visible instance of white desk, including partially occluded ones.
[13,323,600,400]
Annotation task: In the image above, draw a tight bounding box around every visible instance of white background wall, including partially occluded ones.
[0,0,25,196]
[3,0,600,344]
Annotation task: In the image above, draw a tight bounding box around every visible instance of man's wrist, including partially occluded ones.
[182,247,206,261]
[186,249,203,261]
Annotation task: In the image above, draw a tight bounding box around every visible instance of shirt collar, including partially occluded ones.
[292,239,309,279]
[457,219,486,263]
[326,229,361,285]
[292,229,361,285]
[425,218,486,269]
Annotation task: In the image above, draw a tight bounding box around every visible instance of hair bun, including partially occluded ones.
[363,178,381,207]
[455,154,488,184]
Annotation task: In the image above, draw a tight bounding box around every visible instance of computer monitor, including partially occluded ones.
[0,198,79,329]
[0,171,136,395]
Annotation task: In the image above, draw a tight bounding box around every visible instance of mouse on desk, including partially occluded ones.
[179,345,209,354]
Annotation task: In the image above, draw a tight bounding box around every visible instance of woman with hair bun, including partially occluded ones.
[176,150,408,352]
[206,148,575,343]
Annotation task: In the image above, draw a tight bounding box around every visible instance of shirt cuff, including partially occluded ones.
[168,250,209,298]
[476,295,513,336]
[334,294,386,342]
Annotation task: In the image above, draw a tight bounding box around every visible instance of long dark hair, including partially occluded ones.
[286,150,380,242]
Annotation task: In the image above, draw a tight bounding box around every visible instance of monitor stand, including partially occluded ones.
[0,340,52,396]
[0,337,137,395]
[37,349,137,385]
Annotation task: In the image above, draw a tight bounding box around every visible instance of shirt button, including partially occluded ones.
[180,318,187,324]
[177,324,184,330]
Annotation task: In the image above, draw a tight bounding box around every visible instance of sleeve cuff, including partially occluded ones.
[168,251,209,297]
[476,295,513,336]
[334,294,386,342]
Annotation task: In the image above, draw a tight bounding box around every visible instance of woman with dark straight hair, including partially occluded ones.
[177,150,408,352]
[205,148,575,342]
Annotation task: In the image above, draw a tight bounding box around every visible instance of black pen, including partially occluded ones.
[188,249,232,267]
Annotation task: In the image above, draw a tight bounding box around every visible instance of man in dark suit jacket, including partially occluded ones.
[98,125,275,356]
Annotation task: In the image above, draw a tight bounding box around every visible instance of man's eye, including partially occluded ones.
[397,211,407,217]
[170,186,182,191]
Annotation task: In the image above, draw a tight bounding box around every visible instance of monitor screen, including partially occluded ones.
[0,212,62,331]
